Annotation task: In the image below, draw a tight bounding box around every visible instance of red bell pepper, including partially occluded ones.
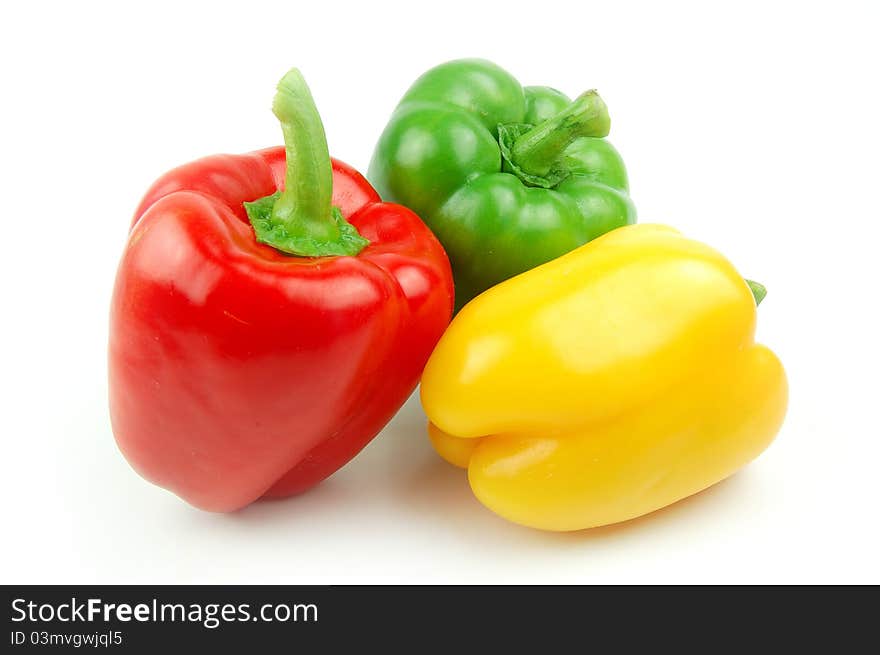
[109,69,454,511]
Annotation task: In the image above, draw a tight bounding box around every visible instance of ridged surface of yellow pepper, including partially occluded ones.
[421,224,788,531]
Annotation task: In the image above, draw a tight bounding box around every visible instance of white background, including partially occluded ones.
[2,1,878,584]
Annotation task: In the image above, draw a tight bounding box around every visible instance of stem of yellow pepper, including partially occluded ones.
[746,279,767,306]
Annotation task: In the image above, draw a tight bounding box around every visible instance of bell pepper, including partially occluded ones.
[368,58,636,310]
[421,224,787,531]
[109,69,454,512]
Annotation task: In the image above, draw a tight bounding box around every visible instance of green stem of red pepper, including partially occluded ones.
[510,90,611,178]
[244,69,369,257]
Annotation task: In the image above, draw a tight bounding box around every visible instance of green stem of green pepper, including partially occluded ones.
[244,68,368,257]
[510,90,611,178]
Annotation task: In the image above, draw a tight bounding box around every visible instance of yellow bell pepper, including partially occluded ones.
[421,224,788,531]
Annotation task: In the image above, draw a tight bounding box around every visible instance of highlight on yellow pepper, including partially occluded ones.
[421,223,788,531]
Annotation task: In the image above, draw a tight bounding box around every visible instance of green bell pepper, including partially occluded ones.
[368,58,637,310]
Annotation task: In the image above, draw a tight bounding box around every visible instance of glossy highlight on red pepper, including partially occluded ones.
[109,70,454,512]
